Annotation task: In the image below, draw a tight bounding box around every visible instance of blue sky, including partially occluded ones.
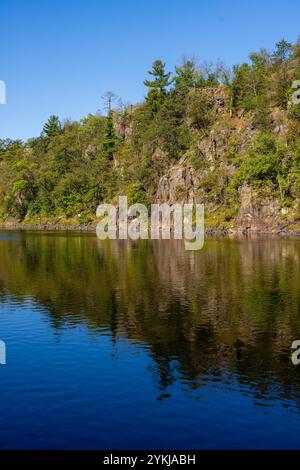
[0,0,299,140]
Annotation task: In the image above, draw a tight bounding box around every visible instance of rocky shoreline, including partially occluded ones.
[0,222,96,233]
[0,221,299,238]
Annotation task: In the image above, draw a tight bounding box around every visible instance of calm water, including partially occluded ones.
[0,230,300,450]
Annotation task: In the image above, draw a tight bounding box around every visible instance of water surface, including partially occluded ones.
[0,230,299,449]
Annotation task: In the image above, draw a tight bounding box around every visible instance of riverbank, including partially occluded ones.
[1,220,300,237]
[0,221,96,232]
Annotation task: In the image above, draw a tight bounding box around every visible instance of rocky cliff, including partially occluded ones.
[153,87,299,234]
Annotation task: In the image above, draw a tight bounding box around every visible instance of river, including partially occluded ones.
[0,230,299,449]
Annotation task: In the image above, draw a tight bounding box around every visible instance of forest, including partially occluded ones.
[0,39,299,231]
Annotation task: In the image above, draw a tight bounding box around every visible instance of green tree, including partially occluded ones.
[272,39,292,63]
[272,40,293,108]
[43,115,62,138]
[174,59,201,94]
[10,159,38,217]
[230,52,270,129]
[102,114,117,160]
[234,133,284,189]
[144,60,172,113]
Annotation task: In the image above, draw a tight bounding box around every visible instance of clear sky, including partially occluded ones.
[0,0,299,141]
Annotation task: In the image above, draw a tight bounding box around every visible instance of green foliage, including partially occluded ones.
[174,59,203,93]
[43,115,62,138]
[0,39,299,227]
[272,40,293,63]
[187,89,214,130]
[144,60,172,113]
[233,134,286,193]
[198,168,230,204]
[289,103,300,122]
[126,183,149,206]
[230,52,271,129]
[102,115,117,160]
[271,40,293,108]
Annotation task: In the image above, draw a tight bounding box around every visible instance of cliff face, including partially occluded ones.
[153,87,299,234]
[155,168,298,234]
[237,185,282,233]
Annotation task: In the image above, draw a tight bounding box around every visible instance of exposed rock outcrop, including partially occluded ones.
[156,166,198,204]
[237,185,282,233]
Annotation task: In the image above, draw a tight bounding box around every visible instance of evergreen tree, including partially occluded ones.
[230,51,270,128]
[249,52,270,129]
[272,40,293,108]
[103,113,116,160]
[144,60,172,112]
[43,115,62,138]
[230,63,252,110]
[272,39,292,63]
[174,59,202,94]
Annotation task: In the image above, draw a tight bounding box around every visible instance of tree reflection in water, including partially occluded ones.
[0,231,300,408]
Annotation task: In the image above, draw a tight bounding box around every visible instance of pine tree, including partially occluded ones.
[272,39,292,63]
[174,59,200,94]
[272,40,293,108]
[43,115,62,138]
[144,60,172,112]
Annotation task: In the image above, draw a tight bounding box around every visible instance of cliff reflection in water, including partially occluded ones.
[0,231,300,405]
